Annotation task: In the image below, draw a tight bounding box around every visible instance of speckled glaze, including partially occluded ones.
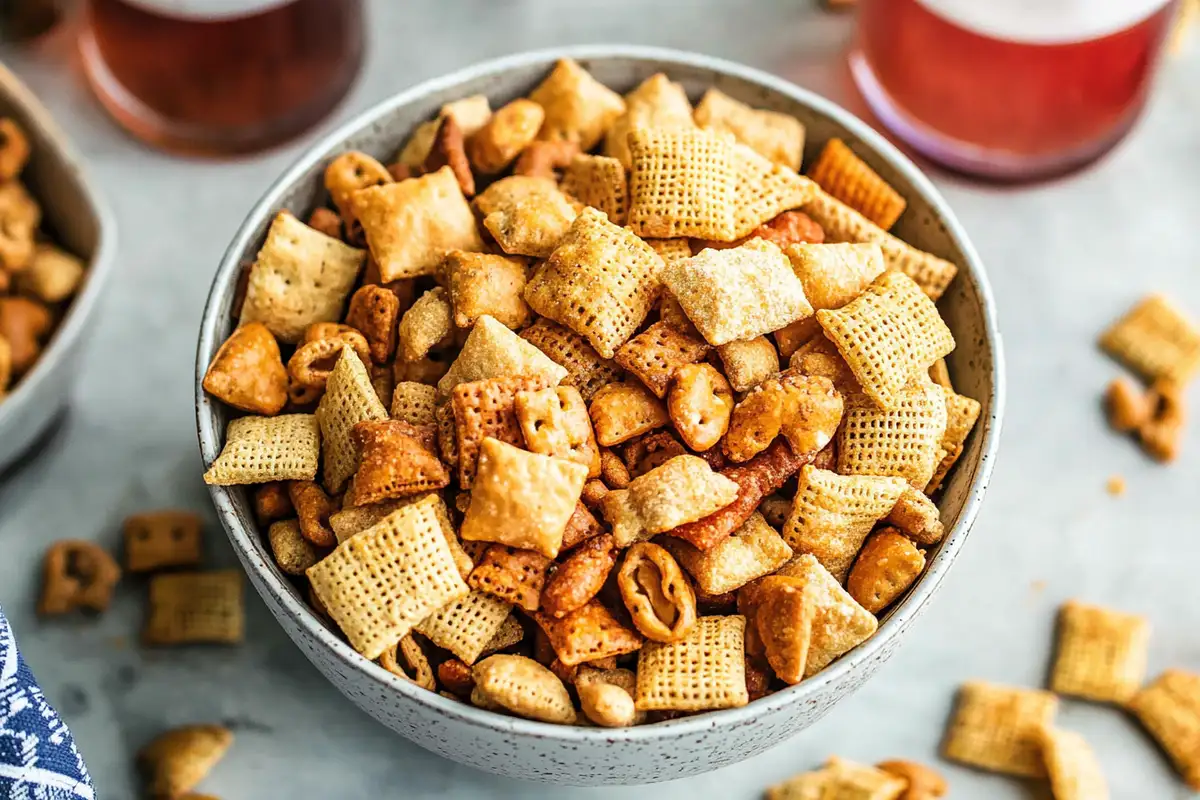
[0,63,116,471]
[196,47,1005,786]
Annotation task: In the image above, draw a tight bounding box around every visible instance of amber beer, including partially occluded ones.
[80,0,363,155]
[851,0,1178,179]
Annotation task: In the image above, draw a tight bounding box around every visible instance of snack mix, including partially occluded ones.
[201,60,981,727]
[0,117,89,401]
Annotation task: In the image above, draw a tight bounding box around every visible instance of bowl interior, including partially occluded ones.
[198,47,1001,739]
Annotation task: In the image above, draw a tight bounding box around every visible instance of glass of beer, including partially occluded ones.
[79,0,364,156]
[850,0,1180,180]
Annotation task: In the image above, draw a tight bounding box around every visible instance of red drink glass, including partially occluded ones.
[850,0,1179,179]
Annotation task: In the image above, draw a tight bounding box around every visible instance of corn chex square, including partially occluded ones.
[635,615,749,712]
[1099,294,1200,384]
[316,346,388,493]
[519,319,624,402]
[1040,727,1109,800]
[203,413,320,486]
[817,271,955,411]
[942,681,1059,777]
[614,320,711,398]
[143,570,244,646]
[663,238,813,346]
[837,380,948,489]
[1050,600,1150,704]
[561,154,629,225]
[524,207,664,359]
[807,138,907,231]
[604,72,694,169]
[694,88,805,171]
[306,495,469,659]
[627,128,739,241]
[1128,670,1200,790]
[415,590,513,665]
[730,143,817,239]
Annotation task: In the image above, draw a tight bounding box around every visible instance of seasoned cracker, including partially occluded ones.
[627,128,739,241]
[780,554,878,676]
[1040,727,1109,800]
[529,58,625,151]
[716,336,779,393]
[238,210,365,343]
[137,724,233,799]
[467,543,553,612]
[534,600,643,666]
[1129,670,1200,790]
[474,175,579,259]
[201,321,289,416]
[588,381,670,446]
[398,286,453,363]
[818,271,955,411]
[942,681,1059,777]
[845,528,926,614]
[838,381,948,488]
[807,138,907,230]
[437,314,567,400]
[663,511,792,595]
[515,385,601,477]
[782,241,887,345]
[203,413,321,486]
[884,486,945,545]
[524,207,664,359]
[315,346,388,492]
[347,419,450,505]
[694,87,804,171]
[306,495,469,658]
[601,455,739,546]
[635,615,749,712]
[1099,294,1200,384]
[452,374,551,487]
[444,250,532,330]
[663,238,812,346]
[604,72,694,169]
[753,575,814,684]
[1050,600,1150,704]
[143,570,244,645]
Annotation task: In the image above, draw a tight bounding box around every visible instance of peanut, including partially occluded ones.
[577,680,636,728]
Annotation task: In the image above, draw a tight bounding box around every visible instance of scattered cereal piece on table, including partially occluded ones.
[137,724,232,800]
[942,681,1058,777]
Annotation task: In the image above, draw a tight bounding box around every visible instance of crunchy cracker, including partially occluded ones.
[351,166,484,282]
[1050,600,1150,704]
[663,511,792,595]
[781,554,878,676]
[347,419,450,505]
[315,346,388,492]
[398,286,453,363]
[604,72,694,169]
[845,528,926,614]
[306,496,469,658]
[1128,670,1200,790]
[782,241,887,346]
[524,207,663,359]
[529,58,625,151]
[468,543,552,612]
[475,175,579,259]
[588,381,670,446]
[416,590,513,665]
[124,510,203,573]
[663,238,812,346]
[461,437,589,559]
[561,153,629,225]
[143,570,244,646]
[324,150,392,224]
[635,615,748,712]
[514,139,581,180]
[818,271,955,411]
[519,318,624,402]
[1099,294,1200,384]
[783,466,908,582]
[807,138,906,230]
[238,210,365,343]
[515,385,601,477]
[444,250,531,330]
[838,381,948,489]
[138,724,232,800]
[1040,726,1109,800]
[942,681,1059,777]
[627,127,739,241]
[540,532,615,618]
[754,576,813,684]
[345,284,400,363]
[534,599,644,666]
[437,314,567,399]
[203,413,321,486]
[885,486,945,545]
[730,143,817,239]
[614,320,711,398]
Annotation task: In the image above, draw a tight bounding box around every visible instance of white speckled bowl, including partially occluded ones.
[196,46,1004,786]
[0,63,116,472]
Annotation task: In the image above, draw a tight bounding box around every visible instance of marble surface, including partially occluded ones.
[1,1,1198,797]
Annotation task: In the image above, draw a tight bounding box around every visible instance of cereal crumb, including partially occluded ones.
[1106,475,1126,496]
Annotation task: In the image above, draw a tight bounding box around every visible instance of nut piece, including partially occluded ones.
[137,724,233,799]
[1105,377,1150,433]
[846,528,926,614]
[725,372,843,462]
[438,657,476,696]
[876,759,948,799]
[467,99,545,175]
[540,533,617,619]
[1138,378,1185,463]
[577,680,637,727]
[471,654,577,723]
[668,362,734,452]
[617,541,697,642]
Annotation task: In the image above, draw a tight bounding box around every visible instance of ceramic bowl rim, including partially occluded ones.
[195,44,1006,744]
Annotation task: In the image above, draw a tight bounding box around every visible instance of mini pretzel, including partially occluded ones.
[379,634,437,690]
[288,328,371,389]
[324,150,393,223]
[617,542,697,643]
[39,540,121,616]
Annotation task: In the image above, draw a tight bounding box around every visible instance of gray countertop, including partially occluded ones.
[2,1,1198,797]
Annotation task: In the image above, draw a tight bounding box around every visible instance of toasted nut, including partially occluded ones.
[846,528,926,614]
[1106,377,1150,433]
[467,99,545,175]
[253,482,294,524]
[1138,378,1186,463]
[472,654,577,723]
[617,541,697,643]
[541,533,616,619]
[577,680,636,727]
[0,296,51,376]
[876,759,948,799]
[580,478,610,509]
[267,520,322,575]
[438,657,476,696]
[287,329,371,389]
[745,654,772,701]
[668,362,734,452]
[599,447,632,489]
[306,207,342,239]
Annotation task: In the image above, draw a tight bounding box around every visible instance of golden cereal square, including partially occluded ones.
[520,319,624,402]
[315,346,388,493]
[608,455,739,545]
[1040,727,1109,800]
[460,437,589,559]
[524,207,664,359]
[730,143,817,239]
[203,413,320,486]
[415,590,513,665]
[529,58,626,151]
[817,271,955,411]
[443,250,532,330]
[819,758,908,800]
[663,511,793,595]
[604,72,694,169]
[781,554,878,677]
[635,615,749,712]
[475,176,579,259]
[306,495,470,659]
[783,466,908,583]
[927,386,982,493]
[837,381,948,489]
[238,210,365,343]
[784,242,887,345]
[694,88,805,171]
[533,600,644,666]
[807,138,907,231]
[143,570,244,646]
[663,238,813,346]
[1129,670,1200,790]
[437,315,567,399]
[451,374,552,488]
[942,681,1059,777]
[1099,294,1200,384]
[1051,601,1150,704]
[627,128,739,241]
[614,320,711,398]
[802,188,958,301]
[350,166,484,282]
[390,381,438,425]
[561,154,629,225]
[645,238,693,270]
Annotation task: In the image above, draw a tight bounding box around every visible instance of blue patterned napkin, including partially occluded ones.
[0,609,94,799]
